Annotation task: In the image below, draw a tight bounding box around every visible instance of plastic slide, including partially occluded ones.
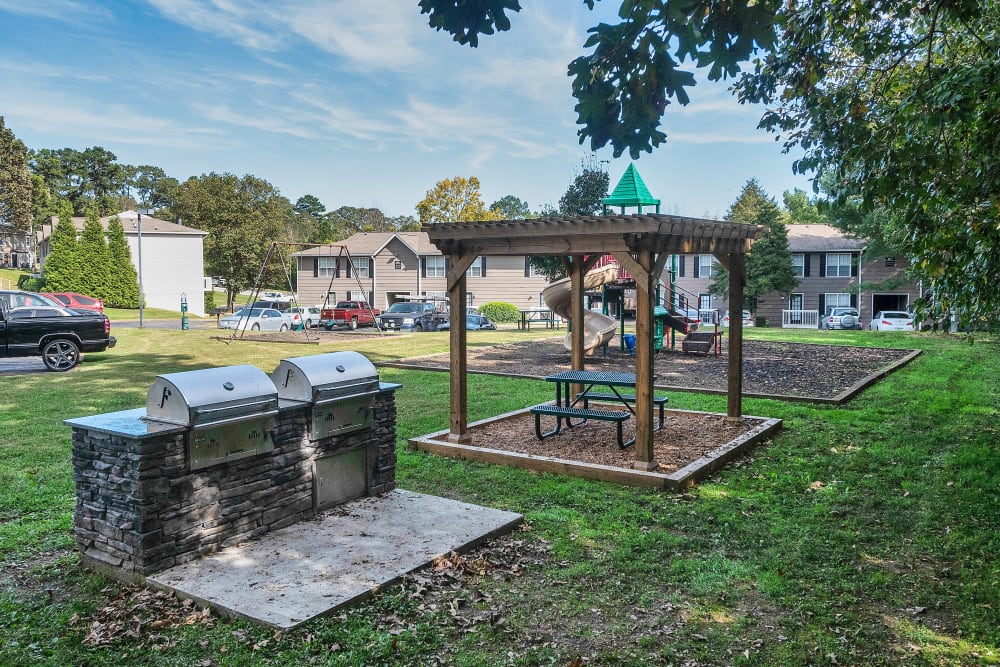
[543,264,620,356]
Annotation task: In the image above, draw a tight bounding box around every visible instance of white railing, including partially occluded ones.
[782,309,819,328]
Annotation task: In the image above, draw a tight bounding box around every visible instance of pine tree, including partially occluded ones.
[106,216,140,308]
[42,202,83,291]
[78,207,112,300]
[710,180,797,312]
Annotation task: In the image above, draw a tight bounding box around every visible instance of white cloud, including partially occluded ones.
[0,0,108,22]
[145,0,282,50]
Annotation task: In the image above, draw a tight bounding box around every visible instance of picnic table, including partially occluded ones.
[530,370,668,448]
[518,309,561,330]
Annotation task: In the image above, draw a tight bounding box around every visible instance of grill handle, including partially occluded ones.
[192,398,278,418]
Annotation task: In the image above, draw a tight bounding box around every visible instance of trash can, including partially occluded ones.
[623,333,636,356]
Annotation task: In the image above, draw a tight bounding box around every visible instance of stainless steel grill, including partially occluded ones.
[272,352,379,440]
[145,365,278,470]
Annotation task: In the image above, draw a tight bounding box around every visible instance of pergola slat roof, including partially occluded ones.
[423,214,761,472]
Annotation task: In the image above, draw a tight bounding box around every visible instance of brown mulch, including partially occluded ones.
[407,337,914,474]
[462,410,767,473]
[394,337,914,400]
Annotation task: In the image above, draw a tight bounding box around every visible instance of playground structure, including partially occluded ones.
[542,264,619,356]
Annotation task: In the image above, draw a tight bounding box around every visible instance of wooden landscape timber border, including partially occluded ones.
[409,407,782,491]
[382,348,922,405]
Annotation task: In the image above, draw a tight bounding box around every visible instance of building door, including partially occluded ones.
[789,293,803,324]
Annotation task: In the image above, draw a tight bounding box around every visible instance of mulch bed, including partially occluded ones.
[464,410,768,473]
[388,337,917,401]
[403,337,917,479]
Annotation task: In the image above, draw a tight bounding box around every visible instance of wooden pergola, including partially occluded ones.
[423,214,761,470]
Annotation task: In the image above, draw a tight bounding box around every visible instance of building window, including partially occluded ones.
[885,256,896,267]
[318,257,336,278]
[469,257,484,278]
[696,254,714,278]
[353,257,371,278]
[791,253,805,278]
[425,256,446,277]
[347,290,369,303]
[825,293,852,308]
[699,294,712,311]
[394,261,402,270]
[826,253,852,277]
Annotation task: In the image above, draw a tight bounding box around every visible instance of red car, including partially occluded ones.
[41,292,105,314]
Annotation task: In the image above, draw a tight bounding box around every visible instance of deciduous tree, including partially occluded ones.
[416,176,501,224]
[489,194,531,220]
[166,173,292,307]
[529,162,609,280]
[419,1,1000,322]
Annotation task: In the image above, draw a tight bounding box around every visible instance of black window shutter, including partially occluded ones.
[850,292,857,307]
[480,257,486,277]
[851,254,859,277]
[524,258,530,277]
[804,254,810,277]
[678,256,685,277]
[819,254,826,277]
[693,256,700,278]
[445,257,450,274]
[818,294,826,316]
[334,259,340,279]
[421,257,426,278]
[313,258,318,277]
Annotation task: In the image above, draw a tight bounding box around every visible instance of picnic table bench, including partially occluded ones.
[529,370,669,449]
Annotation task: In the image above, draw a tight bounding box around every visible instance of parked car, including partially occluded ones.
[721,310,754,327]
[41,292,105,314]
[871,311,915,331]
[820,306,862,330]
[437,313,497,331]
[251,299,292,312]
[288,306,321,328]
[377,301,448,332]
[0,290,116,371]
[218,307,293,331]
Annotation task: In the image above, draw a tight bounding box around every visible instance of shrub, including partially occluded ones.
[204,290,215,313]
[479,301,520,323]
[18,274,45,291]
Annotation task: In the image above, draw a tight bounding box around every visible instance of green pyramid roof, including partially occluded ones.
[602,163,660,211]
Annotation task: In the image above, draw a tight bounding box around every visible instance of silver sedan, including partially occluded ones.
[219,307,292,331]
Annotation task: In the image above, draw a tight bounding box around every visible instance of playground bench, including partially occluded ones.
[530,404,631,449]
[577,392,669,430]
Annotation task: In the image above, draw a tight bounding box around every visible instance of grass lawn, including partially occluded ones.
[0,327,997,666]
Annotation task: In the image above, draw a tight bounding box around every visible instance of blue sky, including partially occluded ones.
[0,1,815,220]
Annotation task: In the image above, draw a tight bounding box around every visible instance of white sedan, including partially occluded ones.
[219,307,293,331]
[871,311,914,331]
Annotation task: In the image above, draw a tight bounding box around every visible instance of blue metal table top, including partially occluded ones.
[545,370,637,386]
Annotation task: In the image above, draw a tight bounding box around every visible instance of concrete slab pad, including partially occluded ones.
[147,489,523,629]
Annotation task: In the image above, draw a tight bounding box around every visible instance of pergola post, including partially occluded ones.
[446,254,477,443]
[726,253,745,422]
[570,256,586,372]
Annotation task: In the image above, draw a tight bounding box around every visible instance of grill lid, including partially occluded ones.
[146,364,279,427]
[272,352,379,404]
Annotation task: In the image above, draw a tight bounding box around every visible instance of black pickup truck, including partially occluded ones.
[0,290,116,371]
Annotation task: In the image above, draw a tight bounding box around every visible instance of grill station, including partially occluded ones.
[145,365,279,470]
[272,351,379,441]
[67,352,401,579]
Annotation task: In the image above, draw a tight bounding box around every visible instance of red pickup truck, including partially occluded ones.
[320,300,381,330]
